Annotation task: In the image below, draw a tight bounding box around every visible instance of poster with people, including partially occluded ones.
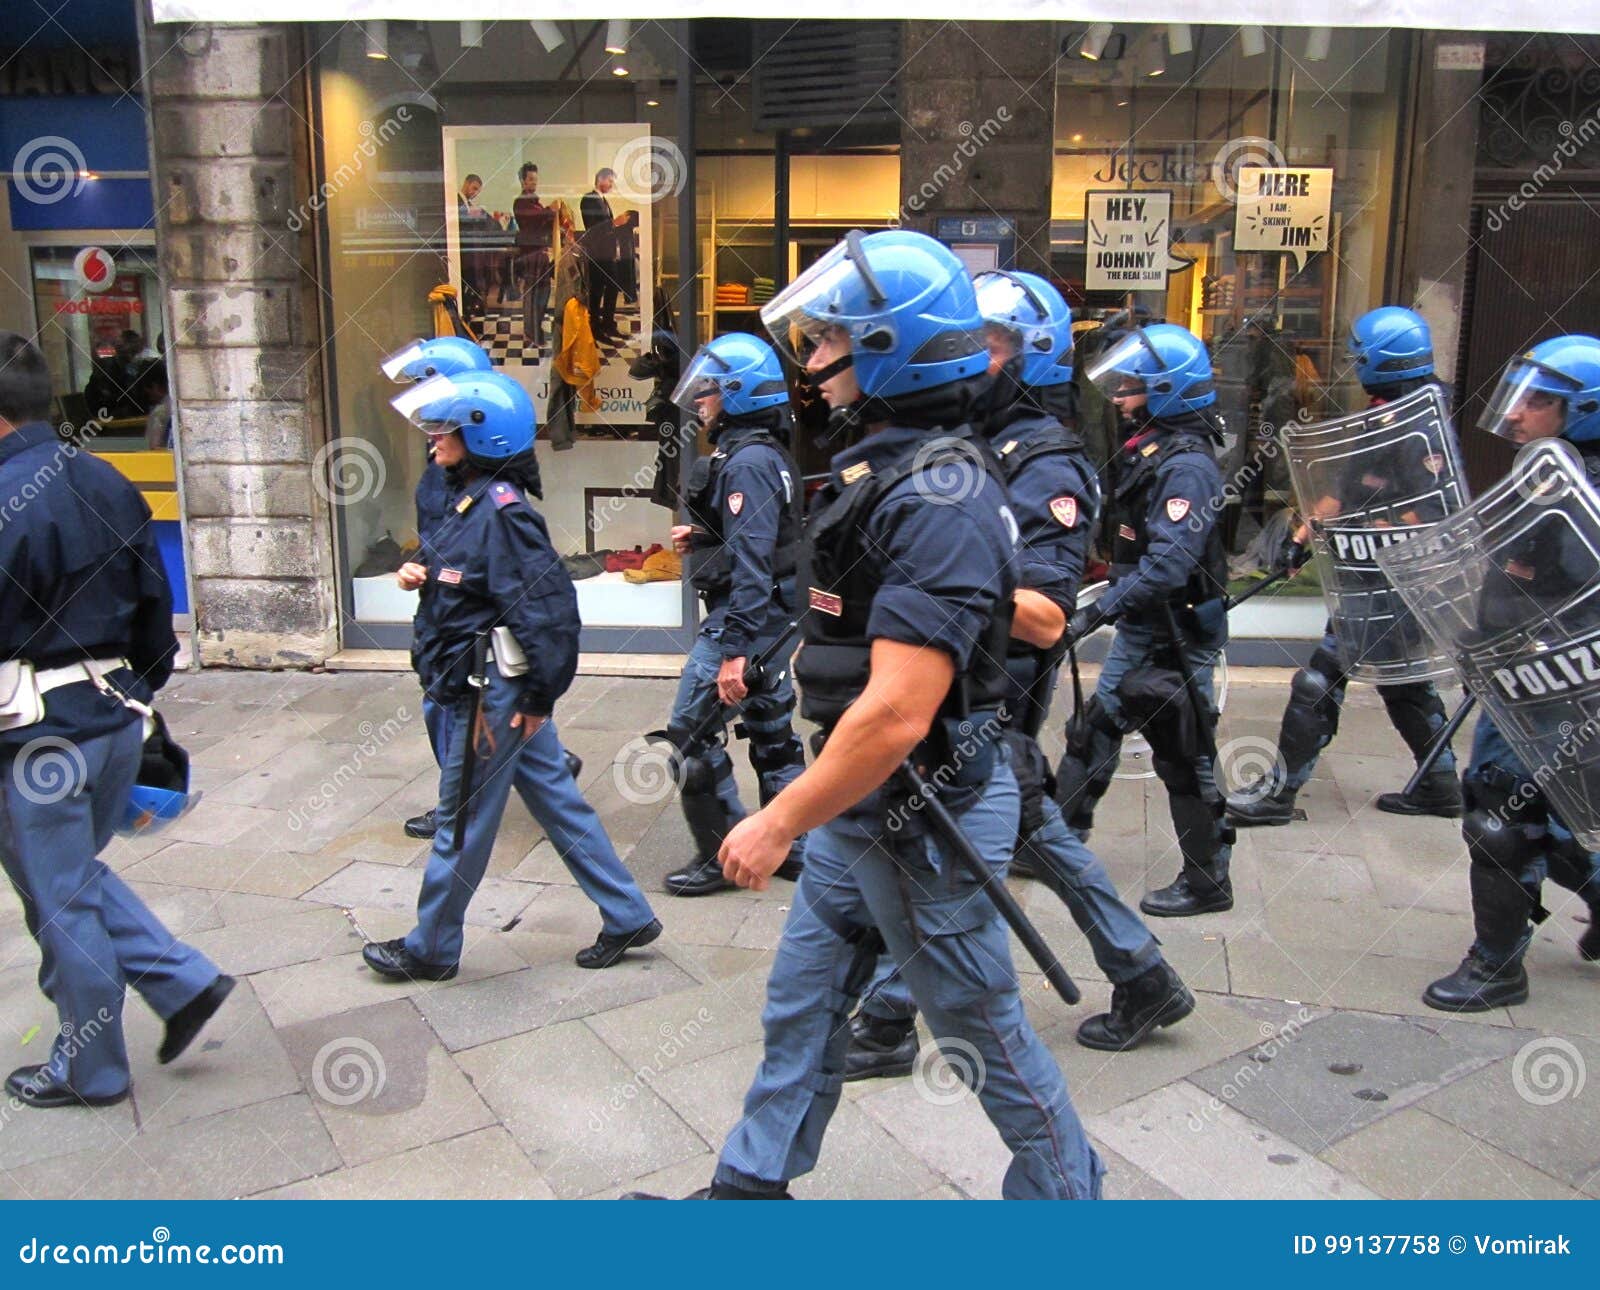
[441,123,655,427]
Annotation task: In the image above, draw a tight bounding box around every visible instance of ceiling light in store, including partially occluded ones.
[1142,33,1166,77]
[1116,98,1129,108]
[646,98,660,107]
[1305,26,1332,60]
[363,19,388,60]
[605,20,630,55]
[1080,24,1112,60]
[459,21,483,48]
[612,65,629,76]
[531,21,565,52]
[1167,24,1193,55]
[1071,132,1083,143]
[1239,25,1266,57]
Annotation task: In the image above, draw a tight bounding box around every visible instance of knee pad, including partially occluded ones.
[750,733,806,806]
[1380,681,1450,760]
[1288,649,1343,717]
[1463,803,1541,882]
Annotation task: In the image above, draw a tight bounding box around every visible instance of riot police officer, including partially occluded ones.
[0,332,234,1108]
[1228,307,1463,826]
[630,231,1102,1200]
[1424,333,1600,1011]
[365,370,661,979]
[1054,323,1234,918]
[657,332,807,897]
[847,271,1193,1072]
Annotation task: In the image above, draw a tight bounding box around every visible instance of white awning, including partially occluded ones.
[148,1,1599,34]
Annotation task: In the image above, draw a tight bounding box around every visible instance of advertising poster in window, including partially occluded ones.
[441,123,656,426]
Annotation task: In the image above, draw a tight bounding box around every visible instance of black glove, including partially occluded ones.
[1064,602,1109,648]
[1277,536,1310,574]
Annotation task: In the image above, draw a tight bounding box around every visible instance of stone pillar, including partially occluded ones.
[898,22,1058,274]
[141,20,337,668]
[1395,33,1484,387]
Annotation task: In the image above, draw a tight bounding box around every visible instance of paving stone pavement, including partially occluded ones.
[1,668,1596,1200]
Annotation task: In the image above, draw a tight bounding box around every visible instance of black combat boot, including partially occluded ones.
[665,854,735,897]
[1423,950,1529,1011]
[843,1012,918,1082]
[1424,857,1531,1011]
[1142,795,1234,917]
[1226,777,1297,827]
[1140,870,1233,917]
[1076,960,1196,1051]
[404,808,438,840]
[1376,767,1463,818]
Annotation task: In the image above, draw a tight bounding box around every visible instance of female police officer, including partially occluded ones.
[364,369,660,979]
[630,231,1101,1200]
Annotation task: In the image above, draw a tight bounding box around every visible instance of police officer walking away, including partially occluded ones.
[1054,323,1234,918]
[366,369,660,979]
[847,272,1192,1074]
[1227,307,1463,826]
[0,332,234,1109]
[1423,334,1600,1010]
[657,332,807,897]
[630,231,1102,1199]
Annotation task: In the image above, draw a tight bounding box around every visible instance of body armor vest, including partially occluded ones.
[796,434,1015,733]
[683,427,802,599]
[1106,430,1228,618]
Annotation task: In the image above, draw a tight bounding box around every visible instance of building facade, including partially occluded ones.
[4,12,1597,668]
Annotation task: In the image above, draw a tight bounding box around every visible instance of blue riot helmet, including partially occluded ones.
[380,335,491,383]
[1347,306,1434,388]
[671,332,791,424]
[974,270,1074,388]
[1479,334,1600,445]
[759,229,986,402]
[390,371,538,461]
[116,712,200,838]
[1086,321,1216,418]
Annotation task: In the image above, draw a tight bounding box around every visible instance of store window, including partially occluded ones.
[1051,24,1411,581]
[311,20,686,648]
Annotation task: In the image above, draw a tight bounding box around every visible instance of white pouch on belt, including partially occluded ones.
[490,626,530,678]
[0,660,44,732]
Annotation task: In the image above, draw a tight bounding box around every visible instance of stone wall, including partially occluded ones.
[141,20,336,668]
[897,22,1058,275]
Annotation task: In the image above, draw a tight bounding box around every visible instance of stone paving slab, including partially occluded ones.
[253,1126,555,1200]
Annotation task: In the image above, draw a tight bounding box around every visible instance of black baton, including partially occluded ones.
[451,631,492,854]
[894,759,1082,1006]
[1399,692,1476,801]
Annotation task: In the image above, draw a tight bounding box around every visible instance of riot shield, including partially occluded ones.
[1378,439,1600,850]
[1283,384,1468,683]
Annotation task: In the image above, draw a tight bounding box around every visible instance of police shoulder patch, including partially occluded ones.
[1049,496,1078,528]
[727,491,745,516]
[490,482,521,509]
[1166,497,1191,522]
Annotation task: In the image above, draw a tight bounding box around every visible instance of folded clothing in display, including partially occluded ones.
[604,542,664,573]
[562,551,610,581]
[714,282,750,305]
[623,548,682,583]
[751,275,775,304]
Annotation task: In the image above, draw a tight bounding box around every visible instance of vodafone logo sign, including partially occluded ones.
[73,246,116,293]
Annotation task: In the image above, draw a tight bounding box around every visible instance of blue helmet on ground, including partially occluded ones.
[1479,334,1600,445]
[974,270,1074,389]
[760,228,986,400]
[380,336,491,383]
[1347,306,1433,387]
[390,371,537,460]
[671,332,790,420]
[1086,322,1216,417]
[116,713,199,838]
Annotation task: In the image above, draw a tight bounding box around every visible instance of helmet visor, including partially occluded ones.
[1086,330,1161,398]
[759,236,881,370]
[379,340,427,383]
[670,348,733,415]
[1478,359,1577,442]
[390,374,460,433]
